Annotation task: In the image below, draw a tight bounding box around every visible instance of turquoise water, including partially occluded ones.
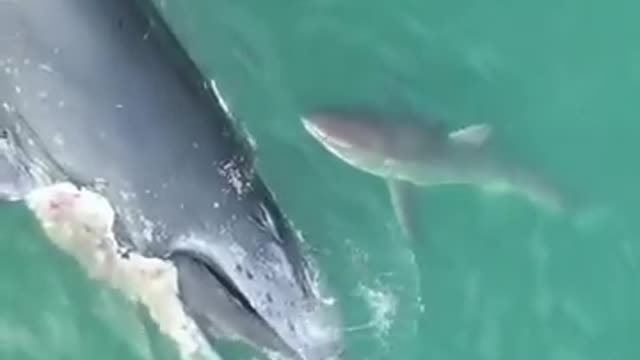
[2,0,639,359]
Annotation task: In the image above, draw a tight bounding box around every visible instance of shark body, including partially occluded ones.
[302,106,569,239]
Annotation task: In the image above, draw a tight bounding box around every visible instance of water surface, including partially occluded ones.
[1,0,639,359]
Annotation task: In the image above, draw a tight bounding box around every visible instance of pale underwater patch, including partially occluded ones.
[24,182,221,360]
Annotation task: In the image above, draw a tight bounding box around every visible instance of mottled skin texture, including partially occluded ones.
[0,1,342,359]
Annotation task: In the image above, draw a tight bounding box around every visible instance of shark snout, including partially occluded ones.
[301,116,329,142]
[301,112,381,153]
[301,115,352,149]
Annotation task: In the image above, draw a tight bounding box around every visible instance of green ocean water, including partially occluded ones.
[1,0,639,359]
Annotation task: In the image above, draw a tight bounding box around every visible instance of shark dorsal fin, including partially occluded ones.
[448,123,492,146]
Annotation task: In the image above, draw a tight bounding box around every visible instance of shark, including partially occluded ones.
[301,106,571,240]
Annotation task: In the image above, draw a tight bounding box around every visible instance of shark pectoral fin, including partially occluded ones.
[448,123,492,146]
[387,180,421,241]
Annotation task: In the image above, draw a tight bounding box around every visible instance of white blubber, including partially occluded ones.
[24,182,220,360]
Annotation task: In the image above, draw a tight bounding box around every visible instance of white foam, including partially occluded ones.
[24,182,221,360]
[208,79,232,117]
[356,283,398,339]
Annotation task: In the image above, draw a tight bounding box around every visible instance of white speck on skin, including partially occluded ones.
[192,142,199,149]
[53,134,64,146]
[14,86,21,94]
[93,178,108,192]
[115,104,124,109]
[218,157,251,197]
[57,101,65,108]
[119,191,132,201]
[140,215,155,242]
[53,48,60,54]
[213,202,219,209]
[38,64,53,72]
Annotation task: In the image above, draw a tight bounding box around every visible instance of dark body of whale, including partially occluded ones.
[0,0,342,359]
